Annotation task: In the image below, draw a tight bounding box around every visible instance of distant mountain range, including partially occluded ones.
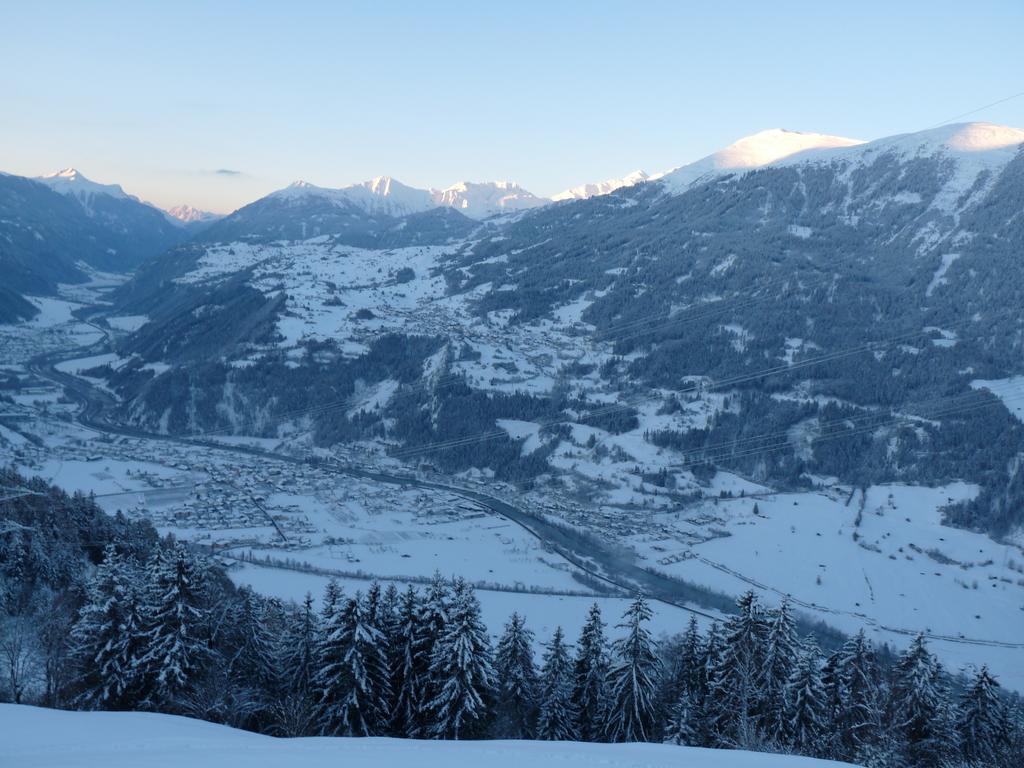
[4,121,1023,323]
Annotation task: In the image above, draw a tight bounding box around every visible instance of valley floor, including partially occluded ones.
[1,704,858,768]
[2,266,1023,690]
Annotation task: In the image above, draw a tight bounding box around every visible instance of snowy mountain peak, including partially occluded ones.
[37,167,131,202]
[553,170,651,202]
[938,121,1024,152]
[266,177,547,220]
[434,180,548,218]
[165,204,222,224]
[660,129,865,193]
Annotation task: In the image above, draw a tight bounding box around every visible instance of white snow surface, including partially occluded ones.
[2,705,858,768]
[660,129,865,192]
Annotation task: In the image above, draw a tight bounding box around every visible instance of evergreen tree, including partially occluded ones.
[492,612,538,738]
[273,593,319,736]
[225,587,280,696]
[676,615,704,699]
[419,571,451,718]
[957,665,1010,766]
[757,599,798,736]
[572,603,609,742]
[706,591,767,747]
[693,620,725,746]
[315,592,391,736]
[783,640,828,755]
[831,629,881,761]
[536,626,578,741]
[605,595,661,743]
[663,687,699,747]
[425,578,495,739]
[887,635,953,768]
[69,545,145,710]
[390,585,427,737]
[134,542,210,710]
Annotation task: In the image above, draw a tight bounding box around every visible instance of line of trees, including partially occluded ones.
[61,542,1023,766]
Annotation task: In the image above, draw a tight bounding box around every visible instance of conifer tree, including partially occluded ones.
[536,626,578,741]
[957,665,1010,766]
[783,640,828,755]
[315,592,391,736]
[572,602,609,742]
[706,591,767,746]
[605,595,661,743]
[664,687,699,747]
[887,634,953,768]
[69,545,145,710]
[425,578,495,739]
[492,612,538,738]
[757,598,798,735]
[134,542,210,709]
[831,629,881,760]
[694,620,725,746]
[389,585,427,737]
[273,593,319,736]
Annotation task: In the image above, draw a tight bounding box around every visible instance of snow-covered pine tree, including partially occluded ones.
[604,595,662,743]
[830,629,881,761]
[757,598,798,737]
[321,580,343,623]
[956,665,1010,766]
[272,592,319,736]
[572,602,609,742]
[783,639,828,755]
[418,571,451,712]
[225,587,281,696]
[133,542,210,710]
[706,590,767,747]
[69,544,145,710]
[657,615,703,735]
[424,577,495,739]
[663,687,699,747]
[390,584,427,737]
[282,593,318,695]
[536,626,578,741]
[492,612,538,738]
[314,592,391,736]
[693,620,725,746]
[379,582,401,649]
[887,634,954,768]
[677,615,704,698]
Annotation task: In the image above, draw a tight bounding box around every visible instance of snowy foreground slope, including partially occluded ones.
[2,705,857,768]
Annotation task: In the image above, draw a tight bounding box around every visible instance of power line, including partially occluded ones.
[927,89,1024,129]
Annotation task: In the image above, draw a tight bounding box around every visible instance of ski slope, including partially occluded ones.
[2,704,859,768]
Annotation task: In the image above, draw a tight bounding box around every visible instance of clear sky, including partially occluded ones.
[2,0,1022,213]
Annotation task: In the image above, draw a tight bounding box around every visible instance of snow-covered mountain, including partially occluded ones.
[552,170,652,201]
[35,167,132,211]
[432,180,547,218]
[659,129,865,193]
[269,177,547,220]
[769,122,1024,214]
[0,169,188,305]
[165,204,223,225]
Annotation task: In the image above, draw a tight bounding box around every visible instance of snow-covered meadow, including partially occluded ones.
[2,705,859,768]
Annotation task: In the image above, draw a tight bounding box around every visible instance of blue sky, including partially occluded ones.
[2,0,1022,213]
